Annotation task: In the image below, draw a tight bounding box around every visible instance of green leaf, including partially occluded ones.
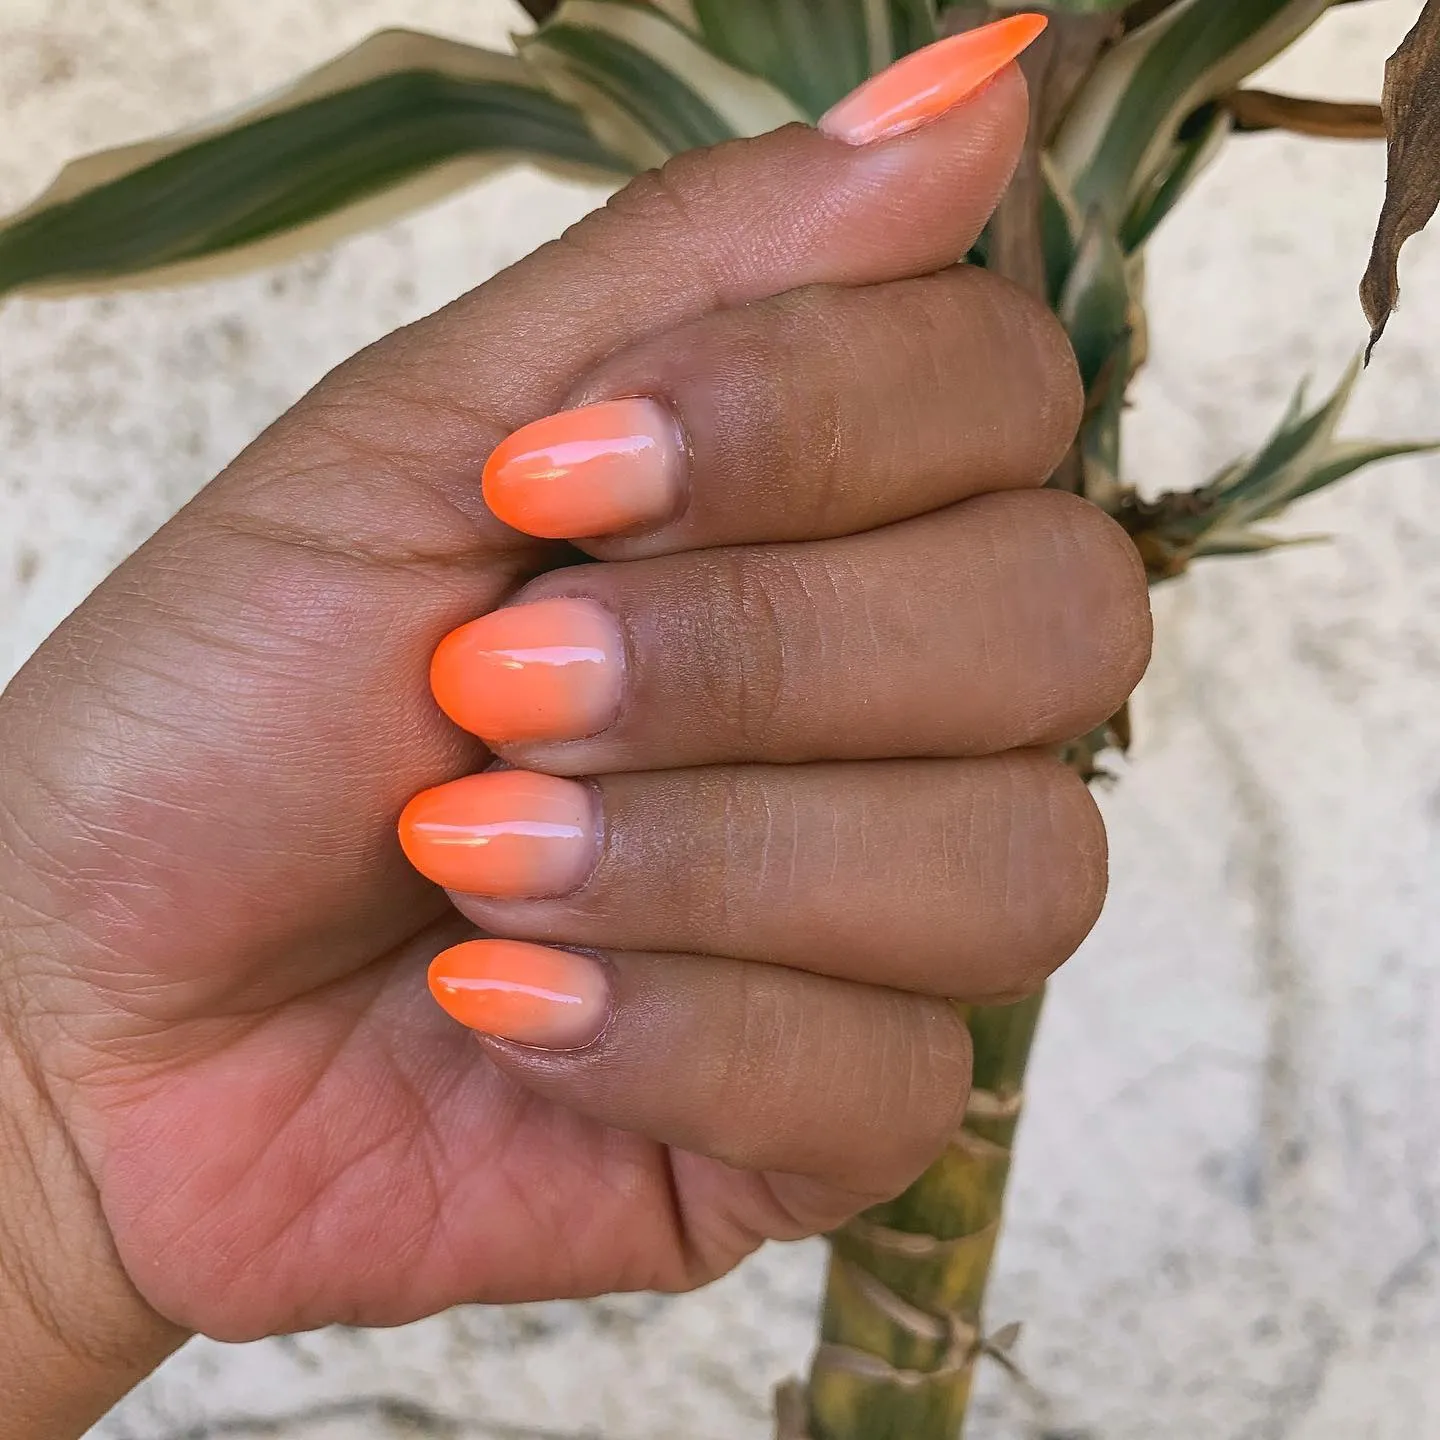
[689,0,864,117]
[1284,438,1440,506]
[886,0,942,59]
[1052,0,1333,227]
[520,0,807,164]
[1058,208,1131,391]
[684,0,934,121]
[1172,360,1438,547]
[1081,330,1131,509]
[1209,359,1363,527]
[0,30,623,297]
[1040,154,1086,304]
[1120,98,1230,252]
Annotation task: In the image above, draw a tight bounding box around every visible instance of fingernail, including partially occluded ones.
[430,597,623,745]
[428,939,609,1048]
[399,771,599,899]
[482,397,685,539]
[819,13,1047,146]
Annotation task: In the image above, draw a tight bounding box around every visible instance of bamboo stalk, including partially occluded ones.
[793,994,1045,1440]
[778,20,1122,1436]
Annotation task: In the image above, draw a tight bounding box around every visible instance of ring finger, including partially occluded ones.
[399,750,1105,1002]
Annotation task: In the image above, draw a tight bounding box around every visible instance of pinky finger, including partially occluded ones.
[427,940,972,1205]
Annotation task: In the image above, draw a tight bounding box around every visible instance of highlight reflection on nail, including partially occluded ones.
[428,939,609,1048]
[430,597,624,746]
[482,398,684,539]
[398,771,598,898]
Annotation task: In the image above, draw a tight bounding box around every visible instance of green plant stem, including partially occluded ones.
[798,995,1045,1440]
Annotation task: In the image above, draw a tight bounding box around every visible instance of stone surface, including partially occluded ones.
[2,2,1438,1437]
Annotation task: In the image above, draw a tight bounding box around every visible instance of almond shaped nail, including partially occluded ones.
[430,597,624,746]
[428,939,609,1048]
[482,397,684,540]
[820,14,1048,147]
[399,771,598,899]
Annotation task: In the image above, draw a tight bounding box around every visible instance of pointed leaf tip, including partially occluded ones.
[1361,0,1440,357]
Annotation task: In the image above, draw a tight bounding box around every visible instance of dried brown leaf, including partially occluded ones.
[1361,0,1440,358]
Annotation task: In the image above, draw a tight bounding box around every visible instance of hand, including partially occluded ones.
[0,59,1149,1420]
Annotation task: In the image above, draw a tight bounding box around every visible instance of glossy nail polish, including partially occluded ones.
[482,397,684,539]
[819,13,1048,146]
[430,597,623,745]
[428,939,609,1048]
[399,771,598,898]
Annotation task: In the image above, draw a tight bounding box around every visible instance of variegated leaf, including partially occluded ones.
[1120,98,1230,251]
[1058,208,1131,390]
[1207,358,1364,528]
[1191,528,1328,559]
[519,0,807,166]
[1081,331,1131,509]
[0,30,623,297]
[1040,154,1086,302]
[1052,0,1333,227]
[1279,438,1440,508]
[1175,361,1437,543]
[688,0,936,119]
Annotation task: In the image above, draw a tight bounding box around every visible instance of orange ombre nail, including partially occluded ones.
[819,13,1047,146]
[399,771,598,898]
[430,597,623,745]
[482,397,685,539]
[428,939,609,1048]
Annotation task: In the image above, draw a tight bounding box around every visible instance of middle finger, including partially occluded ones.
[430,488,1151,773]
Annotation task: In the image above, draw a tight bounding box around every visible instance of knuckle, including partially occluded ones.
[572,153,722,285]
[1019,489,1154,733]
[945,269,1086,477]
[688,550,799,756]
[1066,498,1154,709]
[737,291,854,533]
[939,753,1107,1004]
[1008,757,1109,991]
[666,768,776,941]
[867,1001,974,1193]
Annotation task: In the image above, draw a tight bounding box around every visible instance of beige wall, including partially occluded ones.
[3,3,1438,1436]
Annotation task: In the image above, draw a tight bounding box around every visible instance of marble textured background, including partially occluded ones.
[2,2,1438,1436]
